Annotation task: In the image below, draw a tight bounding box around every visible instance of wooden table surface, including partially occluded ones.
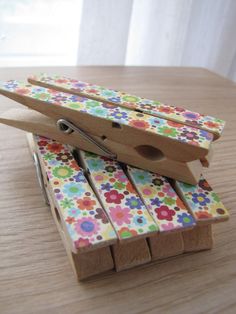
[0,67,235,314]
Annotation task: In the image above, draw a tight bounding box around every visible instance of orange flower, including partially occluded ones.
[167,120,184,128]
[158,106,175,114]
[176,197,186,210]
[126,181,135,193]
[76,197,96,210]
[129,119,150,129]
[204,121,219,129]
[65,216,75,224]
[47,142,63,153]
[195,211,212,220]
[69,160,81,171]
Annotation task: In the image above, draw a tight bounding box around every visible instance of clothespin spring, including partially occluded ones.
[56,119,117,159]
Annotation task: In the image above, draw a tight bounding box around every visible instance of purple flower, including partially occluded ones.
[101,183,113,191]
[108,96,121,103]
[177,213,195,227]
[125,196,143,209]
[73,172,86,183]
[111,110,128,120]
[150,198,162,207]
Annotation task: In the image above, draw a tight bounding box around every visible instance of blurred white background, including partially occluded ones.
[0,0,235,81]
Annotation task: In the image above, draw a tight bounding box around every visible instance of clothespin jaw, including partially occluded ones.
[0,75,225,184]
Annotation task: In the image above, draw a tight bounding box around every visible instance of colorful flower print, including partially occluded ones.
[122,95,140,103]
[87,157,105,171]
[131,169,152,185]
[118,227,138,239]
[80,151,157,239]
[111,110,128,120]
[161,222,176,231]
[155,206,175,221]
[67,102,83,110]
[65,216,76,224]
[175,176,229,223]
[101,90,117,98]
[73,172,87,183]
[67,207,81,217]
[198,178,212,191]
[95,208,109,224]
[113,181,126,191]
[158,126,178,137]
[192,193,210,206]
[74,238,91,249]
[105,165,116,173]
[94,172,109,183]
[85,100,101,108]
[56,152,73,163]
[167,121,184,128]
[76,196,97,210]
[109,206,132,226]
[52,165,74,179]
[133,216,147,227]
[177,213,195,227]
[63,182,85,197]
[181,130,199,140]
[183,111,200,120]
[43,152,56,161]
[163,197,176,206]
[114,171,128,183]
[140,185,156,198]
[129,119,150,130]
[195,211,213,220]
[60,198,75,209]
[104,190,124,204]
[125,196,143,209]
[47,142,64,153]
[150,198,162,207]
[75,217,100,237]
[89,106,107,117]
[199,130,213,140]
[158,105,175,114]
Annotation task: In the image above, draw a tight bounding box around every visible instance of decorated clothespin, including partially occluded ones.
[28,134,229,280]
[0,74,225,184]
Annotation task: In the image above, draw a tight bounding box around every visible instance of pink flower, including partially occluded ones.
[162,185,176,197]
[155,206,175,221]
[109,206,132,226]
[75,217,100,237]
[114,170,128,183]
[160,222,176,231]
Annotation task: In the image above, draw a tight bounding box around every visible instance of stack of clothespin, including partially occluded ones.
[0,74,229,280]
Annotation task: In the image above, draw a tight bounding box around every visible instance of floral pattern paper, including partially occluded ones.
[127,166,196,232]
[175,177,229,222]
[29,73,225,139]
[79,151,158,240]
[34,135,117,252]
[0,80,213,151]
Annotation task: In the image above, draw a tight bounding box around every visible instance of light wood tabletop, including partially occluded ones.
[0,66,235,314]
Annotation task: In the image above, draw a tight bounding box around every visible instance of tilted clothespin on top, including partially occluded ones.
[0,73,225,184]
[0,74,229,280]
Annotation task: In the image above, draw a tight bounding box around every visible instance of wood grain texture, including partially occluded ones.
[0,66,235,314]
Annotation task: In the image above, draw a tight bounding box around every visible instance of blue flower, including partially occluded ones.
[177,213,195,227]
[133,215,147,226]
[150,198,162,207]
[101,183,113,191]
[73,172,87,183]
[192,193,210,206]
[101,90,117,98]
[108,96,121,103]
[200,130,213,140]
[67,207,81,217]
[148,116,166,127]
[69,94,80,102]
[89,106,108,118]
[87,158,105,171]
[111,110,128,120]
[125,196,143,209]
[4,81,18,89]
[63,182,85,197]
[131,169,152,184]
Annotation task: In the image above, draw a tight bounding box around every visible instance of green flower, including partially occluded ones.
[122,95,140,103]
[158,126,178,137]
[113,181,125,190]
[212,192,220,202]
[67,102,83,109]
[149,224,158,232]
[85,100,101,108]
[60,198,74,209]
[34,92,50,101]
[153,101,161,106]
[44,152,55,161]
[163,197,176,206]
[52,166,73,179]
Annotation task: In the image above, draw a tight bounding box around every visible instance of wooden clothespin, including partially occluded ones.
[0,75,224,184]
[27,134,229,280]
